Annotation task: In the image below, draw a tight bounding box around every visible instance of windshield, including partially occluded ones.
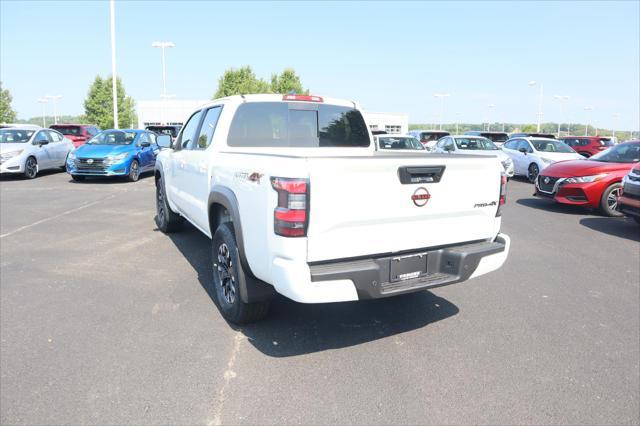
[420,132,449,142]
[455,137,498,150]
[51,126,81,136]
[530,139,574,153]
[0,129,35,143]
[147,126,179,137]
[590,143,640,163]
[378,136,424,150]
[87,130,136,145]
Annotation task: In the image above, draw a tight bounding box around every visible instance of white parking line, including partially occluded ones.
[0,194,117,239]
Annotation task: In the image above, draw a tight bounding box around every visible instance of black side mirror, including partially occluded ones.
[38,140,49,146]
[518,147,527,154]
[140,141,151,148]
[156,135,171,149]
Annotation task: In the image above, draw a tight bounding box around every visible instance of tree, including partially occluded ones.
[270,68,307,95]
[214,66,271,98]
[0,81,17,123]
[83,75,136,129]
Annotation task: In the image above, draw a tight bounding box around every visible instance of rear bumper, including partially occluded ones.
[271,233,510,303]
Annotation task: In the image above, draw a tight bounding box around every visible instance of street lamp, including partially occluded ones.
[487,104,495,131]
[109,0,118,129]
[152,41,175,98]
[455,112,461,134]
[528,80,544,132]
[433,93,450,130]
[553,95,570,137]
[45,95,62,124]
[37,98,48,127]
[584,106,593,136]
[612,113,620,138]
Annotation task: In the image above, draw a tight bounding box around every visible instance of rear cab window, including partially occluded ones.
[227,102,370,148]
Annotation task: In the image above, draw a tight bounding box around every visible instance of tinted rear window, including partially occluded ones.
[419,132,449,142]
[227,102,370,148]
[50,125,81,135]
[481,133,508,143]
[599,138,614,147]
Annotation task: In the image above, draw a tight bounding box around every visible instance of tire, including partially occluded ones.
[128,159,140,182]
[527,163,539,183]
[155,176,183,233]
[579,152,591,158]
[61,154,69,171]
[211,222,269,324]
[599,183,623,217]
[23,156,37,179]
[71,175,85,182]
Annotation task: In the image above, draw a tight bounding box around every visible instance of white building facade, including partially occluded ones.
[363,112,409,134]
[136,99,209,129]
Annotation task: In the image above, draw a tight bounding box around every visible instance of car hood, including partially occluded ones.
[536,151,583,162]
[540,159,636,178]
[0,143,31,154]
[74,144,134,158]
[458,150,510,160]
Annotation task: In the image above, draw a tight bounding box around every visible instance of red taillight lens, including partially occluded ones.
[271,177,309,237]
[282,94,324,103]
[497,173,507,216]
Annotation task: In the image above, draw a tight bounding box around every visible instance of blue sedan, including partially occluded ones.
[66,129,159,182]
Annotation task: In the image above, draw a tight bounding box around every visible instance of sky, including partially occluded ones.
[1,1,639,130]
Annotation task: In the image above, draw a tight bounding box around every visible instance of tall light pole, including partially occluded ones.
[152,41,175,98]
[487,104,495,131]
[45,95,62,124]
[433,93,450,130]
[109,0,119,129]
[455,112,461,134]
[37,98,48,127]
[553,95,569,137]
[612,113,620,138]
[584,106,593,136]
[528,81,544,132]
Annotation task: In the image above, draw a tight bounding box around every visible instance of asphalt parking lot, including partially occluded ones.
[1,170,638,425]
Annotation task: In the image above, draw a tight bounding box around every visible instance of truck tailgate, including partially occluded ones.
[306,154,502,262]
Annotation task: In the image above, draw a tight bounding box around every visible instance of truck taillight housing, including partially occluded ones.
[282,94,323,102]
[496,173,507,217]
[271,177,309,237]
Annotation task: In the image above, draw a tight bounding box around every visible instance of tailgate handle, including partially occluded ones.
[398,166,446,184]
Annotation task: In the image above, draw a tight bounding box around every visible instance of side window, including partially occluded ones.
[34,131,50,143]
[148,132,157,144]
[137,132,150,146]
[48,130,62,142]
[504,140,515,150]
[193,106,223,150]
[175,110,203,150]
[444,137,455,151]
[518,140,532,153]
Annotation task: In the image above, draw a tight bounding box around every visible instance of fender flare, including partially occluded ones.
[208,186,274,303]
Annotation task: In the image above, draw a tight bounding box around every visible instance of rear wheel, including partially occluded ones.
[527,163,539,183]
[212,223,269,324]
[23,157,37,179]
[128,160,140,182]
[599,183,623,217]
[155,176,183,233]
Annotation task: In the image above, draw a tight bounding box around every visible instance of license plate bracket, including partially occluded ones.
[390,253,428,282]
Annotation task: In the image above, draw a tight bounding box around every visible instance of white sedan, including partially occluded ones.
[501,137,583,182]
[433,135,515,177]
[0,127,74,179]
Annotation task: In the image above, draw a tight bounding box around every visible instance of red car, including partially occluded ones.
[49,124,100,148]
[534,141,640,216]
[559,136,615,158]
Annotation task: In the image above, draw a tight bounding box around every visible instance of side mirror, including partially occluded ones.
[140,141,151,148]
[37,140,49,146]
[518,147,527,154]
[156,134,172,149]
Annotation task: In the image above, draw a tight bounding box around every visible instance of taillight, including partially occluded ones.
[282,94,323,102]
[496,173,507,217]
[271,177,309,237]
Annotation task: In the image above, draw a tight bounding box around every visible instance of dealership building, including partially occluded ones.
[136,99,409,135]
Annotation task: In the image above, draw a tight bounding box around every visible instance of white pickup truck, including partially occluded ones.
[154,94,510,324]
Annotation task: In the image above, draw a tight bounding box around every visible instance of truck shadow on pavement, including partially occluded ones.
[579,217,640,242]
[161,222,459,358]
